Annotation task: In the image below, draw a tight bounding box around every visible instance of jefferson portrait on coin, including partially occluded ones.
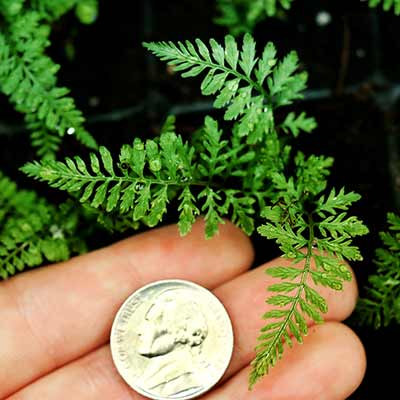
[136,288,209,397]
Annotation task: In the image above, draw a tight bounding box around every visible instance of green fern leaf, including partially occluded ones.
[0,11,97,158]
[144,34,312,142]
[356,212,400,327]
[0,172,88,279]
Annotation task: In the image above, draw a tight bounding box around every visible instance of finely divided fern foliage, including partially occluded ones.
[0,1,98,159]
[0,171,87,279]
[356,213,400,328]
[248,148,368,385]
[22,117,258,239]
[215,0,400,37]
[215,0,294,36]
[144,34,315,144]
[21,33,368,387]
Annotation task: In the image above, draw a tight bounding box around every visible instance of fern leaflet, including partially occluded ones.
[249,158,368,387]
[357,213,400,327]
[144,34,315,143]
[0,172,87,279]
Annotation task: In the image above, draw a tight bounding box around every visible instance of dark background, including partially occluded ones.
[1,0,399,397]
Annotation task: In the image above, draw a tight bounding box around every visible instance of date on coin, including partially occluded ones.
[110,279,234,400]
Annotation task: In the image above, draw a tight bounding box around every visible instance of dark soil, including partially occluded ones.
[1,0,400,397]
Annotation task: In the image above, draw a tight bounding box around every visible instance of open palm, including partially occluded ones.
[1,220,365,400]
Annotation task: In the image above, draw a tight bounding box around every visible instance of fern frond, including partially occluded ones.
[22,124,261,238]
[215,0,294,36]
[357,213,400,328]
[30,0,99,23]
[250,163,367,387]
[0,172,87,279]
[249,246,322,388]
[368,0,400,15]
[0,10,97,158]
[144,34,313,142]
[21,131,210,235]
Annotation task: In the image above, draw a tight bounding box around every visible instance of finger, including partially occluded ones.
[0,219,254,398]
[8,346,141,400]
[9,323,365,400]
[204,323,366,400]
[214,256,358,378]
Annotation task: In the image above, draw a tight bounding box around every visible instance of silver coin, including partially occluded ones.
[110,279,234,400]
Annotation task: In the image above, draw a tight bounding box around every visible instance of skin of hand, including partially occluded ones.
[0,219,366,400]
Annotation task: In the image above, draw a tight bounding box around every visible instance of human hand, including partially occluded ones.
[0,220,365,399]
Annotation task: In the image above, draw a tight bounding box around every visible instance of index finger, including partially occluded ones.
[0,219,254,399]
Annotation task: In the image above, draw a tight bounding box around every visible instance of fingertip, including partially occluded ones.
[330,323,367,399]
[208,322,367,400]
[276,322,367,400]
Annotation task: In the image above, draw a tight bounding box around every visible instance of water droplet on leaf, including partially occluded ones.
[134,140,144,151]
[50,224,64,239]
[149,158,161,172]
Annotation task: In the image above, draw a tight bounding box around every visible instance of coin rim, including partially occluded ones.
[110,278,234,400]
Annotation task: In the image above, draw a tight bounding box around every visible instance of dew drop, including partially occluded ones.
[50,224,64,239]
[149,158,162,172]
[356,48,366,58]
[135,183,144,191]
[89,96,100,107]
[134,140,144,151]
[67,127,75,135]
[339,264,348,272]
[315,11,332,27]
